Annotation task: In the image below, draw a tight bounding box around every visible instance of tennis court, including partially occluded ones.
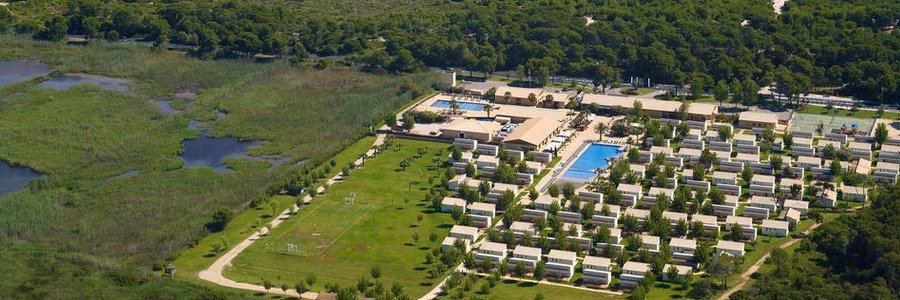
[789,113,875,134]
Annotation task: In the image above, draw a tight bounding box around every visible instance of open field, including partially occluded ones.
[173,136,377,279]
[436,275,624,300]
[223,138,454,298]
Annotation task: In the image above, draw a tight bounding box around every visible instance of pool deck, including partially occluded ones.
[522,115,622,204]
[553,141,626,186]
[413,93,569,121]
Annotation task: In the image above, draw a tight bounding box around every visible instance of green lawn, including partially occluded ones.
[223,138,454,298]
[438,276,624,300]
[174,136,377,279]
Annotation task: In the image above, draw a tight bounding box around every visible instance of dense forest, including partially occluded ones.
[731,183,900,299]
[2,0,898,101]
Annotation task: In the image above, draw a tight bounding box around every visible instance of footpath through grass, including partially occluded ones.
[223,138,454,298]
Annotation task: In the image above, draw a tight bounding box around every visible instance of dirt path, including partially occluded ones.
[197,133,387,299]
[717,222,822,300]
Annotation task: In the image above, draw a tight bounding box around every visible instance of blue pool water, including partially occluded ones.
[562,144,623,179]
[431,99,487,111]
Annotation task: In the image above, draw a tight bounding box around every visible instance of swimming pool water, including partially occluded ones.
[562,143,623,179]
[431,99,487,111]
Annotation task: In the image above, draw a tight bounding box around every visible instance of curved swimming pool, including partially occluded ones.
[562,143,623,180]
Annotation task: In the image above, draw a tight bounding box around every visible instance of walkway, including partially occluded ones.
[716,222,821,300]
[197,133,387,299]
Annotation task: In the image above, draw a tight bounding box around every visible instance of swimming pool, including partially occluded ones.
[562,143,623,179]
[431,99,487,111]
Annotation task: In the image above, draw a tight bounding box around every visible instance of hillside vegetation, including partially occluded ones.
[731,184,900,299]
[2,0,896,101]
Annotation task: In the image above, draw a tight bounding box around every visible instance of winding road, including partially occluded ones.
[716,221,822,300]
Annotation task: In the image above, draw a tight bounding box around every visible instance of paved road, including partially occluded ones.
[196,134,387,299]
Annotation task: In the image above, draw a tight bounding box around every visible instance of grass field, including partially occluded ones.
[437,275,624,300]
[223,138,455,298]
[173,136,377,279]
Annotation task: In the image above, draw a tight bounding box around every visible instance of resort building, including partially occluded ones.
[749,196,778,213]
[760,219,789,237]
[797,156,821,169]
[712,171,738,186]
[501,117,564,152]
[441,236,467,252]
[545,250,577,279]
[662,211,689,226]
[661,264,693,282]
[782,199,809,214]
[440,197,468,213]
[467,202,496,218]
[817,189,837,208]
[784,208,801,228]
[640,234,661,251]
[738,111,779,129]
[509,221,536,236]
[715,240,745,257]
[624,207,651,222]
[618,183,644,198]
[582,256,612,286]
[509,245,543,271]
[581,94,719,121]
[692,214,721,234]
[619,261,652,289]
[779,178,805,199]
[841,186,868,202]
[669,238,697,265]
[475,241,508,266]
[449,225,479,243]
[440,118,501,142]
[494,86,545,106]
[725,215,757,240]
[533,195,559,211]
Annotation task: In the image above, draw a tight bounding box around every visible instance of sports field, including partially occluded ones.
[788,112,875,135]
[223,138,454,298]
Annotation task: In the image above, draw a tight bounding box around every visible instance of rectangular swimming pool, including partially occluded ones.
[562,143,623,180]
[431,99,487,111]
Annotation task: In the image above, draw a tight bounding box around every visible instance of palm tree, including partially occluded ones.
[503,91,512,104]
[449,99,460,115]
[543,94,554,108]
[527,93,538,106]
[595,122,607,142]
[483,105,495,118]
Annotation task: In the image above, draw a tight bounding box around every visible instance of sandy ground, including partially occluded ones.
[873,118,900,138]
[772,0,788,14]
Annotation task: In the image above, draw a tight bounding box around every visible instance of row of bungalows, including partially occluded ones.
[581,94,719,122]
